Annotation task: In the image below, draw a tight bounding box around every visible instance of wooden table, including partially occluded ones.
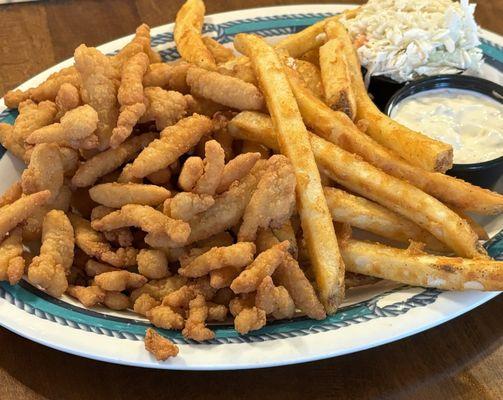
[0,1,501,399]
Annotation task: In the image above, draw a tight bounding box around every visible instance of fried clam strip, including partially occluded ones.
[182,294,215,341]
[165,192,215,221]
[227,111,484,259]
[235,33,345,313]
[90,206,134,247]
[174,0,216,70]
[111,52,150,148]
[324,187,448,252]
[186,160,267,244]
[21,143,64,202]
[0,190,51,241]
[72,132,155,187]
[0,181,23,208]
[216,152,261,193]
[130,24,162,64]
[74,44,119,151]
[230,241,289,294]
[186,66,264,111]
[202,36,235,64]
[55,83,80,119]
[4,66,81,109]
[69,213,138,268]
[144,328,179,361]
[92,204,190,248]
[284,72,503,215]
[238,155,296,242]
[140,87,190,130]
[94,270,147,291]
[192,140,225,195]
[131,114,213,178]
[28,210,74,297]
[318,37,356,119]
[178,242,256,278]
[341,240,503,291]
[66,285,105,307]
[178,156,204,191]
[26,105,99,149]
[143,61,191,93]
[255,276,295,320]
[325,21,452,173]
[256,228,325,320]
[89,183,171,208]
[0,228,25,285]
[137,249,169,279]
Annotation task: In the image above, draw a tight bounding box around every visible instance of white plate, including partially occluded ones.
[0,4,502,370]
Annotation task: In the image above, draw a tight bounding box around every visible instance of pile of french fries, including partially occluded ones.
[1,0,502,360]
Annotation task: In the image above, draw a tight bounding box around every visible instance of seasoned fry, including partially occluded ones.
[324,21,452,172]
[342,240,503,291]
[131,114,213,178]
[178,242,255,278]
[324,187,447,251]
[26,105,99,149]
[143,61,191,93]
[74,44,119,150]
[72,132,155,187]
[319,38,356,119]
[238,155,296,242]
[94,270,147,291]
[144,328,179,361]
[0,228,25,285]
[140,87,190,130]
[137,249,169,279]
[202,36,235,64]
[182,294,215,341]
[216,152,261,193]
[89,183,171,208]
[178,156,205,191]
[186,66,264,110]
[291,59,324,99]
[192,140,225,195]
[235,34,345,313]
[28,210,74,297]
[167,192,215,221]
[174,0,216,70]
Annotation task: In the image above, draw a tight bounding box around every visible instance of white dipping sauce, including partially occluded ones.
[390,88,503,164]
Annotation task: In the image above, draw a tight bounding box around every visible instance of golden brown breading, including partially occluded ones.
[144,328,179,361]
[166,192,214,221]
[94,270,147,291]
[131,24,162,63]
[55,82,81,119]
[216,152,261,193]
[140,87,191,130]
[133,293,161,316]
[146,305,185,330]
[89,183,171,208]
[103,291,130,310]
[162,284,197,309]
[230,241,289,294]
[117,52,149,106]
[234,306,266,334]
[0,228,25,285]
[90,205,134,247]
[255,276,295,319]
[26,105,99,149]
[207,302,228,321]
[0,123,26,161]
[28,210,74,297]
[178,156,205,191]
[178,242,255,278]
[84,259,119,277]
[182,294,215,341]
[146,168,172,185]
[186,66,264,111]
[110,103,146,148]
[143,61,191,93]
[69,213,138,268]
[229,293,256,317]
[71,132,156,187]
[67,285,105,307]
[131,114,213,178]
[91,204,190,248]
[209,266,241,289]
[130,275,187,302]
[202,36,235,64]
[137,249,169,279]
[74,44,119,150]
[192,140,225,195]
[0,181,23,208]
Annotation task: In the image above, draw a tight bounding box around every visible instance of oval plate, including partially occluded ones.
[0,4,502,370]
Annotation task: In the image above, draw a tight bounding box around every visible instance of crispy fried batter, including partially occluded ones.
[28,210,74,297]
[202,36,235,64]
[230,241,289,294]
[67,285,105,307]
[167,192,214,221]
[134,293,161,316]
[84,259,119,277]
[162,284,196,309]
[178,156,204,191]
[140,88,190,130]
[131,114,213,178]
[234,306,266,334]
[147,305,185,330]
[192,140,225,195]
[132,24,162,64]
[111,102,147,148]
[117,52,149,106]
[209,267,241,289]
[137,249,169,279]
[256,276,295,319]
[182,294,215,341]
[95,270,147,291]
[71,132,155,187]
[130,275,187,303]
[0,123,25,161]
[69,213,138,268]
[55,83,81,119]
[146,168,172,185]
[103,291,130,310]
[216,152,261,193]
[0,228,25,285]
[90,205,134,247]
[144,328,179,360]
[207,302,228,321]
[0,181,23,208]
[178,242,255,278]
[238,155,296,242]
[143,62,191,93]
[89,183,171,208]
[229,293,255,316]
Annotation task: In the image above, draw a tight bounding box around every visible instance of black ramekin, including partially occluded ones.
[384,74,503,191]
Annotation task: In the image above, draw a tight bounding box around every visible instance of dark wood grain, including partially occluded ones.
[0,1,501,399]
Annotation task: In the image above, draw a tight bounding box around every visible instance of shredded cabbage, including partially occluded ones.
[340,0,483,83]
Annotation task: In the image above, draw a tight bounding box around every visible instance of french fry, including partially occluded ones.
[174,0,216,70]
[324,187,447,252]
[284,71,503,215]
[342,240,503,291]
[227,111,484,259]
[324,21,453,172]
[291,59,324,99]
[319,38,356,119]
[234,33,345,313]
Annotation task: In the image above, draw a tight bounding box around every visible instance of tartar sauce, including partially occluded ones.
[391,88,503,164]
